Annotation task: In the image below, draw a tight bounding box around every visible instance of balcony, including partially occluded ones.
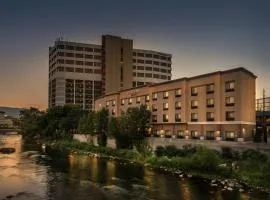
[191,105,198,109]
[175,118,181,122]
[191,119,198,122]
[207,118,215,121]
[206,90,214,94]
[152,108,157,112]
[163,108,168,111]
[191,93,198,96]
[152,119,157,123]
[175,107,181,110]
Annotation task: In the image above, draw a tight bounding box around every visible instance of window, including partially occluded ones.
[75,68,84,73]
[152,104,157,112]
[226,131,236,141]
[76,61,84,65]
[137,66,144,70]
[85,68,93,73]
[163,114,169,122]
[137,73,144,77]
[163,102,169,110]
[207,98,215,108]
[112,108,116,115]
[128,98,132,104]
[153,61,159,66]
[153,54,159,59]
[206,84,214,94]
[206,131,215,140]
[137,59,144,63]
[76,47,84,51]
[163,91,169,99]
[145,73,152,78]
[175,101,181,110]
[225,81,235,92]
[66,60,74,64]
[175,89,182,97]
[121,99,125,105]
[152,93,158,100]
[136,97,140,103]
[225,96,235,106]
[191,87,198,96]
[191,113,198,122]
[191,130,199,139]
[85,48,93,52]
[206,112,214,121]
[146,105,150,110]
[94,69,101,74]
[175,113,181,122]
[66,53,74,57]
[75,54,83,58]
[112,100,116,106]
[191,100,198,109]
[94,48,101,53]
[165,130,172,138]
[145,95,150,102]
[146,53,152,58]
[65,67,74,72]
[177,130,185,138]
[153,74,160,78]
[152,115,157,122]
[153,67,159,72]
[226,111,235,121]
[145,60,152,64]
[106,101,110,107]
[145,67,152,71]
[137,53,144,57]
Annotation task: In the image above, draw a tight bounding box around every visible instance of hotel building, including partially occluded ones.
[95,67,257,141]
[48,35,172,110]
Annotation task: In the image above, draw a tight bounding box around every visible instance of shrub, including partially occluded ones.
[155,146,165,157]
[165,145,178,158]
[221,147,233,159]
[182,144,196,155]
[191,147,221,171]
[242,149,268,163]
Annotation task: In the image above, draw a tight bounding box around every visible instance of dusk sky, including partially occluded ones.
[0,0,269,109]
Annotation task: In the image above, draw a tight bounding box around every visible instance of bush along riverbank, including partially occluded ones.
[45,139,270,194]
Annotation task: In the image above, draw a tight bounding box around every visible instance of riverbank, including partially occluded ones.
[45,139,270,194]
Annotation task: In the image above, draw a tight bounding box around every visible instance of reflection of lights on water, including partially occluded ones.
[143,168,154,188]
[106,160,115,184]
[180,181,191,200]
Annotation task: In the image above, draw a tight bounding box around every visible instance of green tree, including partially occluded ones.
[19,107,45,140]
[77,111,96,144]
[95,108,109,147]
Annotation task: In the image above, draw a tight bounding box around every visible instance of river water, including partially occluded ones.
[0,135,269,200]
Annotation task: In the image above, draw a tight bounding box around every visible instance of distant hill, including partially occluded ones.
[0,107,23,118]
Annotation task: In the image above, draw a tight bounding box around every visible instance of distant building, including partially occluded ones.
[0,111,13,129]
[256,97,270,142]
[95,67,256,142]
[48,35,172,110]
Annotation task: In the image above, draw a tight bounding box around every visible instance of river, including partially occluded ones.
[0,135,269,200]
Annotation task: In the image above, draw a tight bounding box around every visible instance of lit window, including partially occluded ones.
[145,95,150,102]
[136,97,141,103]
[121,99,125,105]
[146,105,150,110]
[112,108,116,115]
[206,84,214,94]
[177,130,184,138]
[225,81,235,92]
[175,113,181,122]
[175,101,181,109]
[152,104,157,112]
[206,98,214,107]
[106,101,109,107]
[152,115,157,122]
[206,112,214,121]
[191,100,198,109]
[152,93,158,100]
[112,100,116,106]
[191,113,198,122]
[226,111,235,121]
[163,114,169,122]
[163,91,169,99]
[191,87,198,96]
[191,130,199,139]
[226,131,236,140]
[175,89,182,97]
[128,98,132,104]
[163,102,169,110]
[225,96,235,106]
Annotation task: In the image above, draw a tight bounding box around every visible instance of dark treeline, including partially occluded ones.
[19,104,151,149]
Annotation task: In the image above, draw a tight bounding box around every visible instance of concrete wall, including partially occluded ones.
[73,134,270,155]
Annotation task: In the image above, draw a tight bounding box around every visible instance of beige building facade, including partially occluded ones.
[48,35,172,110]
[95,67,256,141]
